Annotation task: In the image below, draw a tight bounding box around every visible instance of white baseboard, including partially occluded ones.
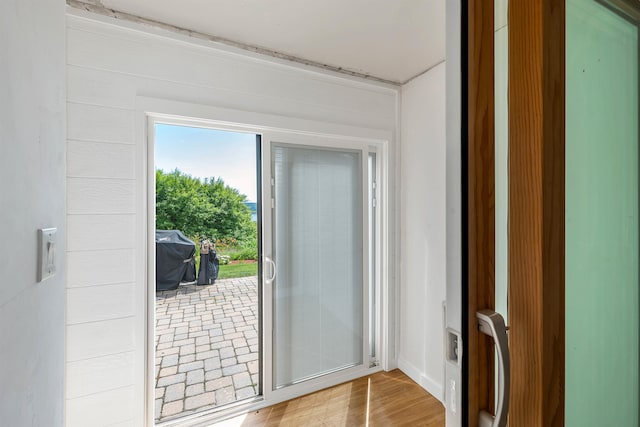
[397,357,444,403]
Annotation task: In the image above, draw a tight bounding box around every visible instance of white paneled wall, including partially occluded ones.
[66,11,397,426]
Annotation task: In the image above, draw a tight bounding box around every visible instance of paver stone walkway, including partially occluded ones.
[154,276,259,423]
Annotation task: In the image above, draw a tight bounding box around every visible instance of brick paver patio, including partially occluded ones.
[154,276,259,423]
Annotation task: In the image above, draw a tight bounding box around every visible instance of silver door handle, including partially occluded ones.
[265,256,276,284]
[476,309,510,427]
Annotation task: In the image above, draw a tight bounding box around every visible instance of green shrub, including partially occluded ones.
[156,169,254,241]
[215,237,238,254]
[228,247,258,261]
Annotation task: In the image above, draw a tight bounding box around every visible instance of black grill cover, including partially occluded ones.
[156,230,196,291]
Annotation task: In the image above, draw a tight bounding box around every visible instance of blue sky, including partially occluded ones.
[155,124,258,202]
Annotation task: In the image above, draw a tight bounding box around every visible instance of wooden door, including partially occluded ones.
[507,1,566,425]
[465,0,566,425]
[467,0,640,426]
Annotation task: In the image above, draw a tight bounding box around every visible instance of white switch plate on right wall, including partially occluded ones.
[37,228,57,282]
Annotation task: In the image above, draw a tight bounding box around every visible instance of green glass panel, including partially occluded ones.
[495,0,508,323]
[566,0,640,425]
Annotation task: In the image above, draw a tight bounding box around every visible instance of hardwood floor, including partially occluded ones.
[215,369,445,427]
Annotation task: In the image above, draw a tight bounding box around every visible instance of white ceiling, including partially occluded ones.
[94,0,445,84]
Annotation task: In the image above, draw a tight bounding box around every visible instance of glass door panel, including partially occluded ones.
[495,0,509,329]
[494,0,510,419]
[271,144,364,389]
[566,0,640,424]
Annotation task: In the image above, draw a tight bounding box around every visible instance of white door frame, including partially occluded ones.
[137,97,393,426]
[444,1,464,425]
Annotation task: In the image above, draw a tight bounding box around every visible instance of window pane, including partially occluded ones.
[566,0,640,424]
[272,145,363,388]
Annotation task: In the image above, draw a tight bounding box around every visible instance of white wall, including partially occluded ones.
[0,1,67,426]
[65,11,398,426]
[398,62,447,402]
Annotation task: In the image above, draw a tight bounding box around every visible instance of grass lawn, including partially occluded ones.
[218,262,258,279]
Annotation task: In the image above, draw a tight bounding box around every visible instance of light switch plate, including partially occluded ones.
[38,228,57,282]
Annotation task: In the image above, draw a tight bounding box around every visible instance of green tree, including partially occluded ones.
[155,169,253,242]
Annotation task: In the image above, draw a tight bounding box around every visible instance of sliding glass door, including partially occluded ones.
[262,135,377,398]
[272,145,363,387]
[145,107,386,425]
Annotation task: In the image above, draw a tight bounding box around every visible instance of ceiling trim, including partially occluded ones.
[403,59,446,86]
[67,0,410,86]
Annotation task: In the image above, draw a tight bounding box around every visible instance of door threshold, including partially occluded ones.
[156,395,266,427]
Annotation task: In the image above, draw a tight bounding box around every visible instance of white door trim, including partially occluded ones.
[136,97,393,427]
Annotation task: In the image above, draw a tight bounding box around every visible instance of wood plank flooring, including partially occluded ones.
[215,369,445,426]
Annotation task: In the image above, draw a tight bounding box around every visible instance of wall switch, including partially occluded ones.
[38,228,57,282]
[446,328,462,366]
